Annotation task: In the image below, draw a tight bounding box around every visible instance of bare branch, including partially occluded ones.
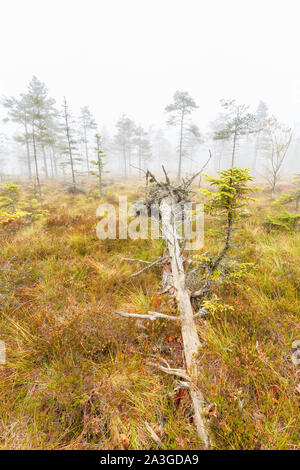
[130,256,168,278]
[174,380,191,390]
[122,258,152,264]
[145,169,163,187]
[162,165,171,185]
[183,149,212,189]
[193,308,207,319]
[115,311,179,321]
[179,232,188,256]
[144,421,162,447]
[149,362,191,381]
[129,163,147,175]
[121,169,212,448]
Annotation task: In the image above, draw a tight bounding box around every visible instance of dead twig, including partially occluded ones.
[183,149,212,189]
[162,165,171,185]
[119,167,213,449]
[122,258,152,264]
[144,421,162,447]
[145,169,163,187]
[149,361,191,381]
[115,311,179,321]
[130,256,168,278]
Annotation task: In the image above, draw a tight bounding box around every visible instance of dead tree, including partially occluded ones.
[115,158,213,449]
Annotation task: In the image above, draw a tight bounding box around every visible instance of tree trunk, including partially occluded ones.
[42,145,48,179]
[271,174,276,199]
[24,121,32,180]
[160,198,211,449]
[84,126,90,177]
[96,135,103,196]
[49,147,54,178]
[139,145,142,178]
[62,165,66,183]
[32,126,41,198]
[231,127,237,167]
[123,145,127,179]
[98,165,102,196]
[51,145,57,177]
[252,132,260,175]
[177,110,185,182]
[63,98,76,189]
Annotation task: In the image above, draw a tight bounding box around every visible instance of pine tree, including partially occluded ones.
[150,129,173,171]
[260,116,292,198]
[114,115,136,178]
[26,76,57,197]
[213,99,257,167]
[183,124,204,173]
[201,167,256,272]
[252,100,268,174]
[90,134,106,196]
[275,174,300,215]
[183,167,257,301]
[80,106,97,177]
[133,125,152,176]
[2,94,33,180]
[165,91,198,182]
[61,97,79,190]
[0,133,8,179]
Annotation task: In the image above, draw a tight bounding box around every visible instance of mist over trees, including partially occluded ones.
[1,1,299,453]
[79,106,97,177]
[260,116,293,197]
[1,76,298,190]
[91,133,106,196]
[165,91,199,181]
[212,99,257,167]
[252,100,268,174]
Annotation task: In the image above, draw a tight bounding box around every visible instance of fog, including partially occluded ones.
[1,0,300,178]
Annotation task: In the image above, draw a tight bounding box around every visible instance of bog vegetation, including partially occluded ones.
[0,175,299,449]
[0,78,299,450]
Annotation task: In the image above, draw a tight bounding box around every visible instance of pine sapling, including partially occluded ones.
[90,134,107,196]
[190,167,257,298]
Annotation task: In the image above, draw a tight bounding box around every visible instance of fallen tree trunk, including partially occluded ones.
[160,198,211,449]
[116,162,213,448]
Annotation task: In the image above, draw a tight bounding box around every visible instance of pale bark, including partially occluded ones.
[231,126,237,167]
[24,121,32,180]
[32,124,41,198]
[177,110,185,182]
[42,145,48,179]
[63,97,76,189]
[117,165,212,448]
[160,198,211,449]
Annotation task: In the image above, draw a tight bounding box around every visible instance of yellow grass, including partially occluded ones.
[0,178,299,449]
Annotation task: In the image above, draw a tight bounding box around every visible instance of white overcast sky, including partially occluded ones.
[1,0,300,133]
